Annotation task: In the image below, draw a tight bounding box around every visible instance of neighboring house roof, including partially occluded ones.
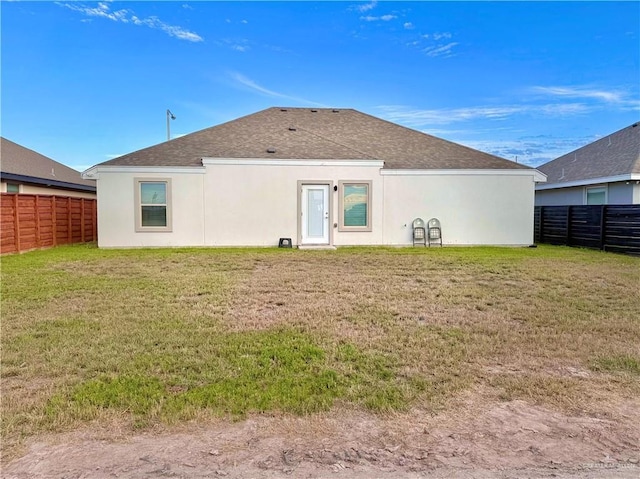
[537,123,640,188]
[95,107,531,170]
[1,137,96,192]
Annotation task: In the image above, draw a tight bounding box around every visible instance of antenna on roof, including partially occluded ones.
[166,109,176,141]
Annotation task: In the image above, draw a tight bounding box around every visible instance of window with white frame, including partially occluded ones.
[585,186,607,205]
[135,179,172,232]
[339,181,372,232]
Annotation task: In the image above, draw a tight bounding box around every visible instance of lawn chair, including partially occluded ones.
[412,218,426,246]
[427,218,442,247]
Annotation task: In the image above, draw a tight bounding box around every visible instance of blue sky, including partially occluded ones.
[2,1,639,172]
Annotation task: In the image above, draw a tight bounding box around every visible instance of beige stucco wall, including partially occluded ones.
[382,173,536,245]
[91,163,538,248]
[1,181,96,199]
[202,162,383,246]
[95,170,205,248]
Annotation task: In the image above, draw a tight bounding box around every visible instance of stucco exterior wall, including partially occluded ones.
[92,164,539,248]
[1,181,96,199]
[95,170,205,248]
[202,162,383,246]
[382,173,535,245]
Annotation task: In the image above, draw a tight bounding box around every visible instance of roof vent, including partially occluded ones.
[332,109,339,113]
[310,109,318,113]
[288,127,297,131]
[266,148,277,154]
[280,108,287,112]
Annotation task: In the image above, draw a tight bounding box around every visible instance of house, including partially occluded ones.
[1,137,96,198]
[83,107,545,248]
[535,123,640,206]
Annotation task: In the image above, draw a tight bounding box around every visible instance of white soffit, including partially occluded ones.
[201,158,385,167]
[83,166,206,179]
[381,169,547,182]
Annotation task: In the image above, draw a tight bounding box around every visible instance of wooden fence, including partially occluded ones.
[534,205,640,256]
[1,193,97,254]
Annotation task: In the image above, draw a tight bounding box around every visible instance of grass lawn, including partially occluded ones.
[1,244,639,460]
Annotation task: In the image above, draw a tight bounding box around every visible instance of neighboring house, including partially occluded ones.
[83,107,545,248]
[1,137,96,198]
[535,123,640,206]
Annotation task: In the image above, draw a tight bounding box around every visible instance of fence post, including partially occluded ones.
[13,194,21,253]
[67,197,72,243]
[93,199,97,241]
[35,195,41,248]
[599,205,607,250]
[539,207,545,243]
[566,205,572,246]
[80,198,85,242]
[51,197,57,246]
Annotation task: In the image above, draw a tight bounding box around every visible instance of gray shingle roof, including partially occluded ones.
[1,137,96,190]
[537,123,640,185]
[97,107,530,170]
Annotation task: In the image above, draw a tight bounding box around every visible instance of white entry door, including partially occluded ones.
[301,184,330,245]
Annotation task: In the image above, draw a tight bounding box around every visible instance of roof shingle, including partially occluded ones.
[97,107,531,170]
[1,137,96,189]
[537,123,640,185]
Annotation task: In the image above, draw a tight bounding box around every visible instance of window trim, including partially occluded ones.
[134,178,172,232]
[584,185,607,205]
[338,180,372,232]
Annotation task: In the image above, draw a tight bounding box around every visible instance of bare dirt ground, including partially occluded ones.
[4,392,639,479]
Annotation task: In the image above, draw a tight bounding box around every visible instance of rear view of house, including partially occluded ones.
[535,123,640,206]
[84,107,545,248]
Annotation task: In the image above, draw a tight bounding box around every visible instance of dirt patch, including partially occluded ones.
[4,395,639,478]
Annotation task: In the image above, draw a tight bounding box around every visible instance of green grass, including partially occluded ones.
[2,243,639,460]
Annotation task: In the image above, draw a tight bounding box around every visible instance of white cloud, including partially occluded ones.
[432,32,452,40]
[530,86,624,103]
[355,1,377,13]
[360,14,397,22]
[423,42,458,58]
[56,1,203,42]
[219,38,250,52]
[403,22,414,30]
[227,71,326,107]
[376,102,594,128]
[182,4,193,10]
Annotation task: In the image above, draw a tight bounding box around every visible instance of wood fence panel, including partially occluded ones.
[1,193,97,254]
[535,205,640,256]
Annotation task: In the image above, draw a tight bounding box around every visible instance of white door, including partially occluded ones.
[301,184,330,245]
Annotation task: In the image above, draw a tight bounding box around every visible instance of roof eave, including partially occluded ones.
[0,172,96,192]
[536,173,640,190]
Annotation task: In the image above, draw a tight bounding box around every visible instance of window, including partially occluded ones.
[586,186,607,205]
[6,183,19,193]
[135,179,172,232]
[339,181,372,232]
